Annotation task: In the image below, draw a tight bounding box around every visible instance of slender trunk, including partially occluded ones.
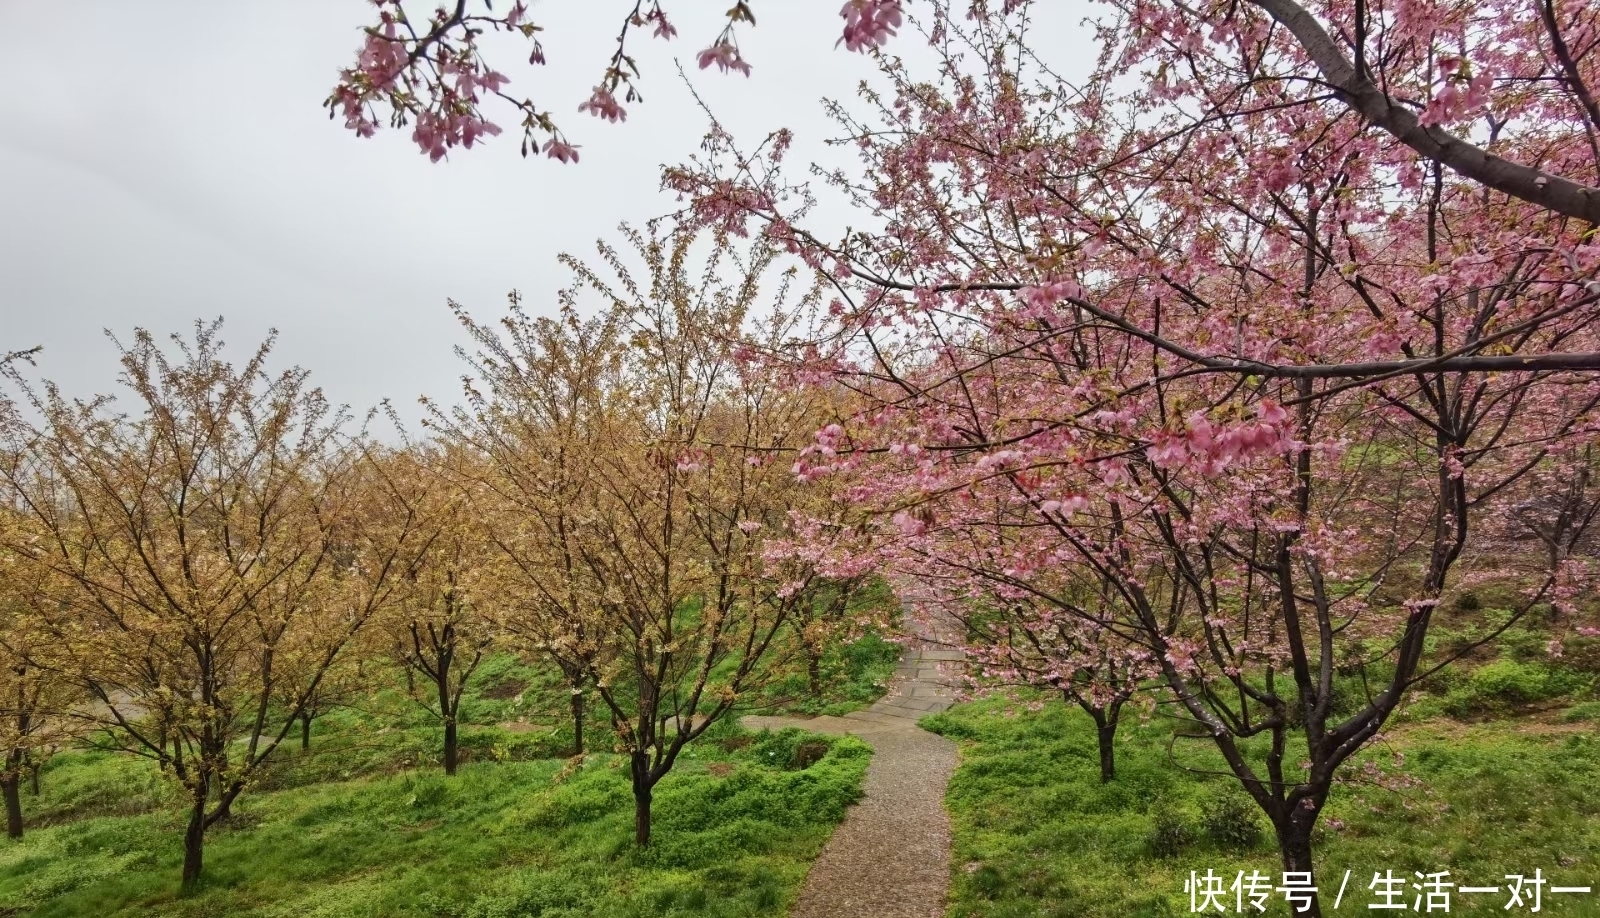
[1074,693,1122,783]
[569,690,585,757]
[807,651,823,697]
[1274,816,1322,918]
[181,787,207,888]
[300,711,313,751]
[404,665,415,695]
[1094,712,1117,784]
[443,718,459,776]
[2,775,22,840]
[3,748,24,838]
[28,763,40,797]
[633,784,652,847]
[631,753,653,847]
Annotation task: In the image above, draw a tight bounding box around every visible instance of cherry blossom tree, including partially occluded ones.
[895,543,1156,783]
[427,293,621,759]
[328,0,1600,907]
[326,0,904,162]
[0,525,84,839]
[432,223,871,846]
[330,0,1600,232]
[376,445,494,776]
[0,323,436,886]
[654,4,1600,910]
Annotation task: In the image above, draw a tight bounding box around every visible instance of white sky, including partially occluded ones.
[0,2,1094,430]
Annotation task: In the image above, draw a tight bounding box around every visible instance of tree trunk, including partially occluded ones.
[181,790,207,888]
[28,763,40,797]
[570,690,585,757]
[1095,716,1117,783]
[634,783,652,848]
[210,793,233,824]
[1076,695,1122,783]
[631,753,653,847]
[301,711,313,751]
[807,651,823,697]
[2,775,22,840]
[1274,816,1322,918]
[443,718,458,776]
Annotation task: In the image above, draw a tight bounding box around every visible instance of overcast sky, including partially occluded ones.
[0,2,914,428]
[0,3,1095,431]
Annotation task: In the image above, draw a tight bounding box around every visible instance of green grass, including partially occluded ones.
[748,630,904,717]
[0,727,871,918]
[740,579,906,718]
[0,626,895,918]
[925,696,1600,918]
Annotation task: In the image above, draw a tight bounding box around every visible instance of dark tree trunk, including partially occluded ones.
[301,711,313,751]
[210,792,234,824]
[28,762,40,797]
[1274,815,1323,918]
[2,775,22,840]
[1095,716,1117,783]
[633,784,652,848]
[631,753,653,847]
[570,690,585,757]
[443,718,459,776]
[807,652,823,697]
[1075,695,1123,783]
[404,665,415,695]
[181,789,207,888]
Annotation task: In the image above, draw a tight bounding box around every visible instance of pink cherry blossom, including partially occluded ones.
[838,0,905,53]
[696,41,752,76]
[544,139,580,163]
[577,87,627,123]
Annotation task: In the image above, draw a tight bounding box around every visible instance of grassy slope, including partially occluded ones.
[0,622,904,918]
[0,727,870,918]
[926,650,1600,918]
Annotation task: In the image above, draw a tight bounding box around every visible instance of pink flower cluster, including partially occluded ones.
[412,109,502,163]
[644,5,678,40]
[1145,402,1293,475]
[696,41,753,76]
[577,87,627,123]
[1018,280,1085,320]
[1038,494,1089,516]
[793,423,850,482]
[838,0,905,52]
[1418,58,1494,127]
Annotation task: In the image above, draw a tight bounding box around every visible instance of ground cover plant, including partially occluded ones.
[0,696,870,918]
[926,640,1600,918]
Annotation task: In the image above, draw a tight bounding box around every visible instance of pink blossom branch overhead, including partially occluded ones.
[326,0,1600,224]
[325,0,905,163]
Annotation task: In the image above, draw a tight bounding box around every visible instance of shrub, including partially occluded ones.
[1442,660,1591,716]
[969,863,1007,900]
[1147,802,1195,858]
[1562,701,1600,723]
[748,728,836,771]
[1200,790,1262,851]
[456,727,568,763]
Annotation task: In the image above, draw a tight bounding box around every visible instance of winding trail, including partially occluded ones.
[746,623,966,918]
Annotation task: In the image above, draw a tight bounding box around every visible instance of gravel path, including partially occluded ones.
[745,623,966,918]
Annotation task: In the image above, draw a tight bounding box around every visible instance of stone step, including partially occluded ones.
[843,709,920,726]
[869,699,941,717]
